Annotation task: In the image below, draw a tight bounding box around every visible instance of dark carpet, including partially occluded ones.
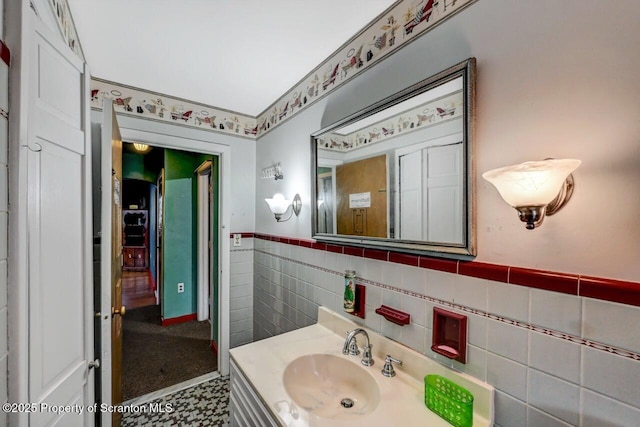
[123,305,217,401]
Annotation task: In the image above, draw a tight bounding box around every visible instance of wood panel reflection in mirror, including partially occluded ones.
[311,58,476,257]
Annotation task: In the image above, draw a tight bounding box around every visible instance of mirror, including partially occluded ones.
[311,58,476,257]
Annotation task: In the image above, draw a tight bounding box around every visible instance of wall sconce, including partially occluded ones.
[482,158,581,229]
[265,193,302,222]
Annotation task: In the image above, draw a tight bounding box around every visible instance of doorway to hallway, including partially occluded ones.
[118,142,219,402]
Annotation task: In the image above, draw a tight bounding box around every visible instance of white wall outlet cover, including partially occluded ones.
[233,234,242,246]
[178,282,185,293]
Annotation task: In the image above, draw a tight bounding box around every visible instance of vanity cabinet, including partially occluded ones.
[230,358,278,427]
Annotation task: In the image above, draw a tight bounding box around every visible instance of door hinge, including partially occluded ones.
[88,359,101,370]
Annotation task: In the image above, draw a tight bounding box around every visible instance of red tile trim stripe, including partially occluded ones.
[510,267,578,295]
[248,232,640,308]
[459,261,509,283]
[0,40,10,67]
[579,276,640,307]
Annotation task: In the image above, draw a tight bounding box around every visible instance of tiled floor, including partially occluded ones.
[121,376,229,426]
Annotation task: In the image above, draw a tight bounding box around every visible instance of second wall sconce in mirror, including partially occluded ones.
[265,193,302,222]
[483,158,581,230]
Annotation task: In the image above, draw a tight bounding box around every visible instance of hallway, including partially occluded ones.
[122,271,157,310]
[121,271,217,401]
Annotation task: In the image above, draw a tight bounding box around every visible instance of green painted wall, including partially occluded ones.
[161,150,217,326]
[162,150,200,319]
[123,152,156,182]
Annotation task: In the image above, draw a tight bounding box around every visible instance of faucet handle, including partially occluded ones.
[345,332,360,356]
[361,344,374,367]
[381,355,403,377]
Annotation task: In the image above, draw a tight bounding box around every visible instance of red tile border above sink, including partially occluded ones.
[579,276,640,306]
[419,256,458,273]
[459,261,509,283]
[389,252,419,267]
[509,267,579,295]
[241,232,640,308]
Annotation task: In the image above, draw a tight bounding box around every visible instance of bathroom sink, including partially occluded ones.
[282,354,381,419]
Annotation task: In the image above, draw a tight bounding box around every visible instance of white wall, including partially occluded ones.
[256,0,640,282]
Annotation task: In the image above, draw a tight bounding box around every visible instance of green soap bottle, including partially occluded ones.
[344,270,356,313]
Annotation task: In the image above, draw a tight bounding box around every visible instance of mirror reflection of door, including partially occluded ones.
[399,141,463,244]
[335,154,388,238]
[317,167,334,233]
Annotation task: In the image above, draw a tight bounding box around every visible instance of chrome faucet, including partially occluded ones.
[381,355,403,377]
[343,328,374,366]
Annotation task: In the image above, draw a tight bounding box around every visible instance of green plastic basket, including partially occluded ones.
[424,374,474,427]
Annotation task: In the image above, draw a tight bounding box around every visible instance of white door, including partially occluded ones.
[26,15,94,427]
[398,149,423,240]
[425,142,463,244]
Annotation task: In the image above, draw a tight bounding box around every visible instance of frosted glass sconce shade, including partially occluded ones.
[265,193,302,222]
[483,159,581,229]
[133,142,150,153]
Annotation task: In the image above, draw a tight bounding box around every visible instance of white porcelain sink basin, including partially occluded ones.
[282,354,381,419]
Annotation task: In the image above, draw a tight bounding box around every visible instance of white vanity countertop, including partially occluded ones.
[230,307,494,427]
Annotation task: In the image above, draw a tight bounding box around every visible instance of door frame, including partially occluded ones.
[116,127,231,377]
[196,161,212,322]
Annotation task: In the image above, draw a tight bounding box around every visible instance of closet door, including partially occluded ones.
[25,12,94,427]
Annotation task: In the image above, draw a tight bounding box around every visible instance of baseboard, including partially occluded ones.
[161,313,197,326]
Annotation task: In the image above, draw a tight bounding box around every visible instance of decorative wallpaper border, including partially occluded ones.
[255,0,477,137]
[246,232,640,309]
[90,78,258,139]
[254,246,640,363]
[319,90,463,152]
[49,0,85,60]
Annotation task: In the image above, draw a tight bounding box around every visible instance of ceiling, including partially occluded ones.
[67,0,397,117]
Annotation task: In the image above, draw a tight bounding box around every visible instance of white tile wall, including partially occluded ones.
[253,239,640,426]
[582,297,640,354]
[487,353,528,401]
[528,369,580,425]
[494,391,527,427]
[581,389,640,427]
[529,332,581,384]
[487,319,528,364]
[530,289,582,336]
[229,238,254,348]
[581,346,640,408]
